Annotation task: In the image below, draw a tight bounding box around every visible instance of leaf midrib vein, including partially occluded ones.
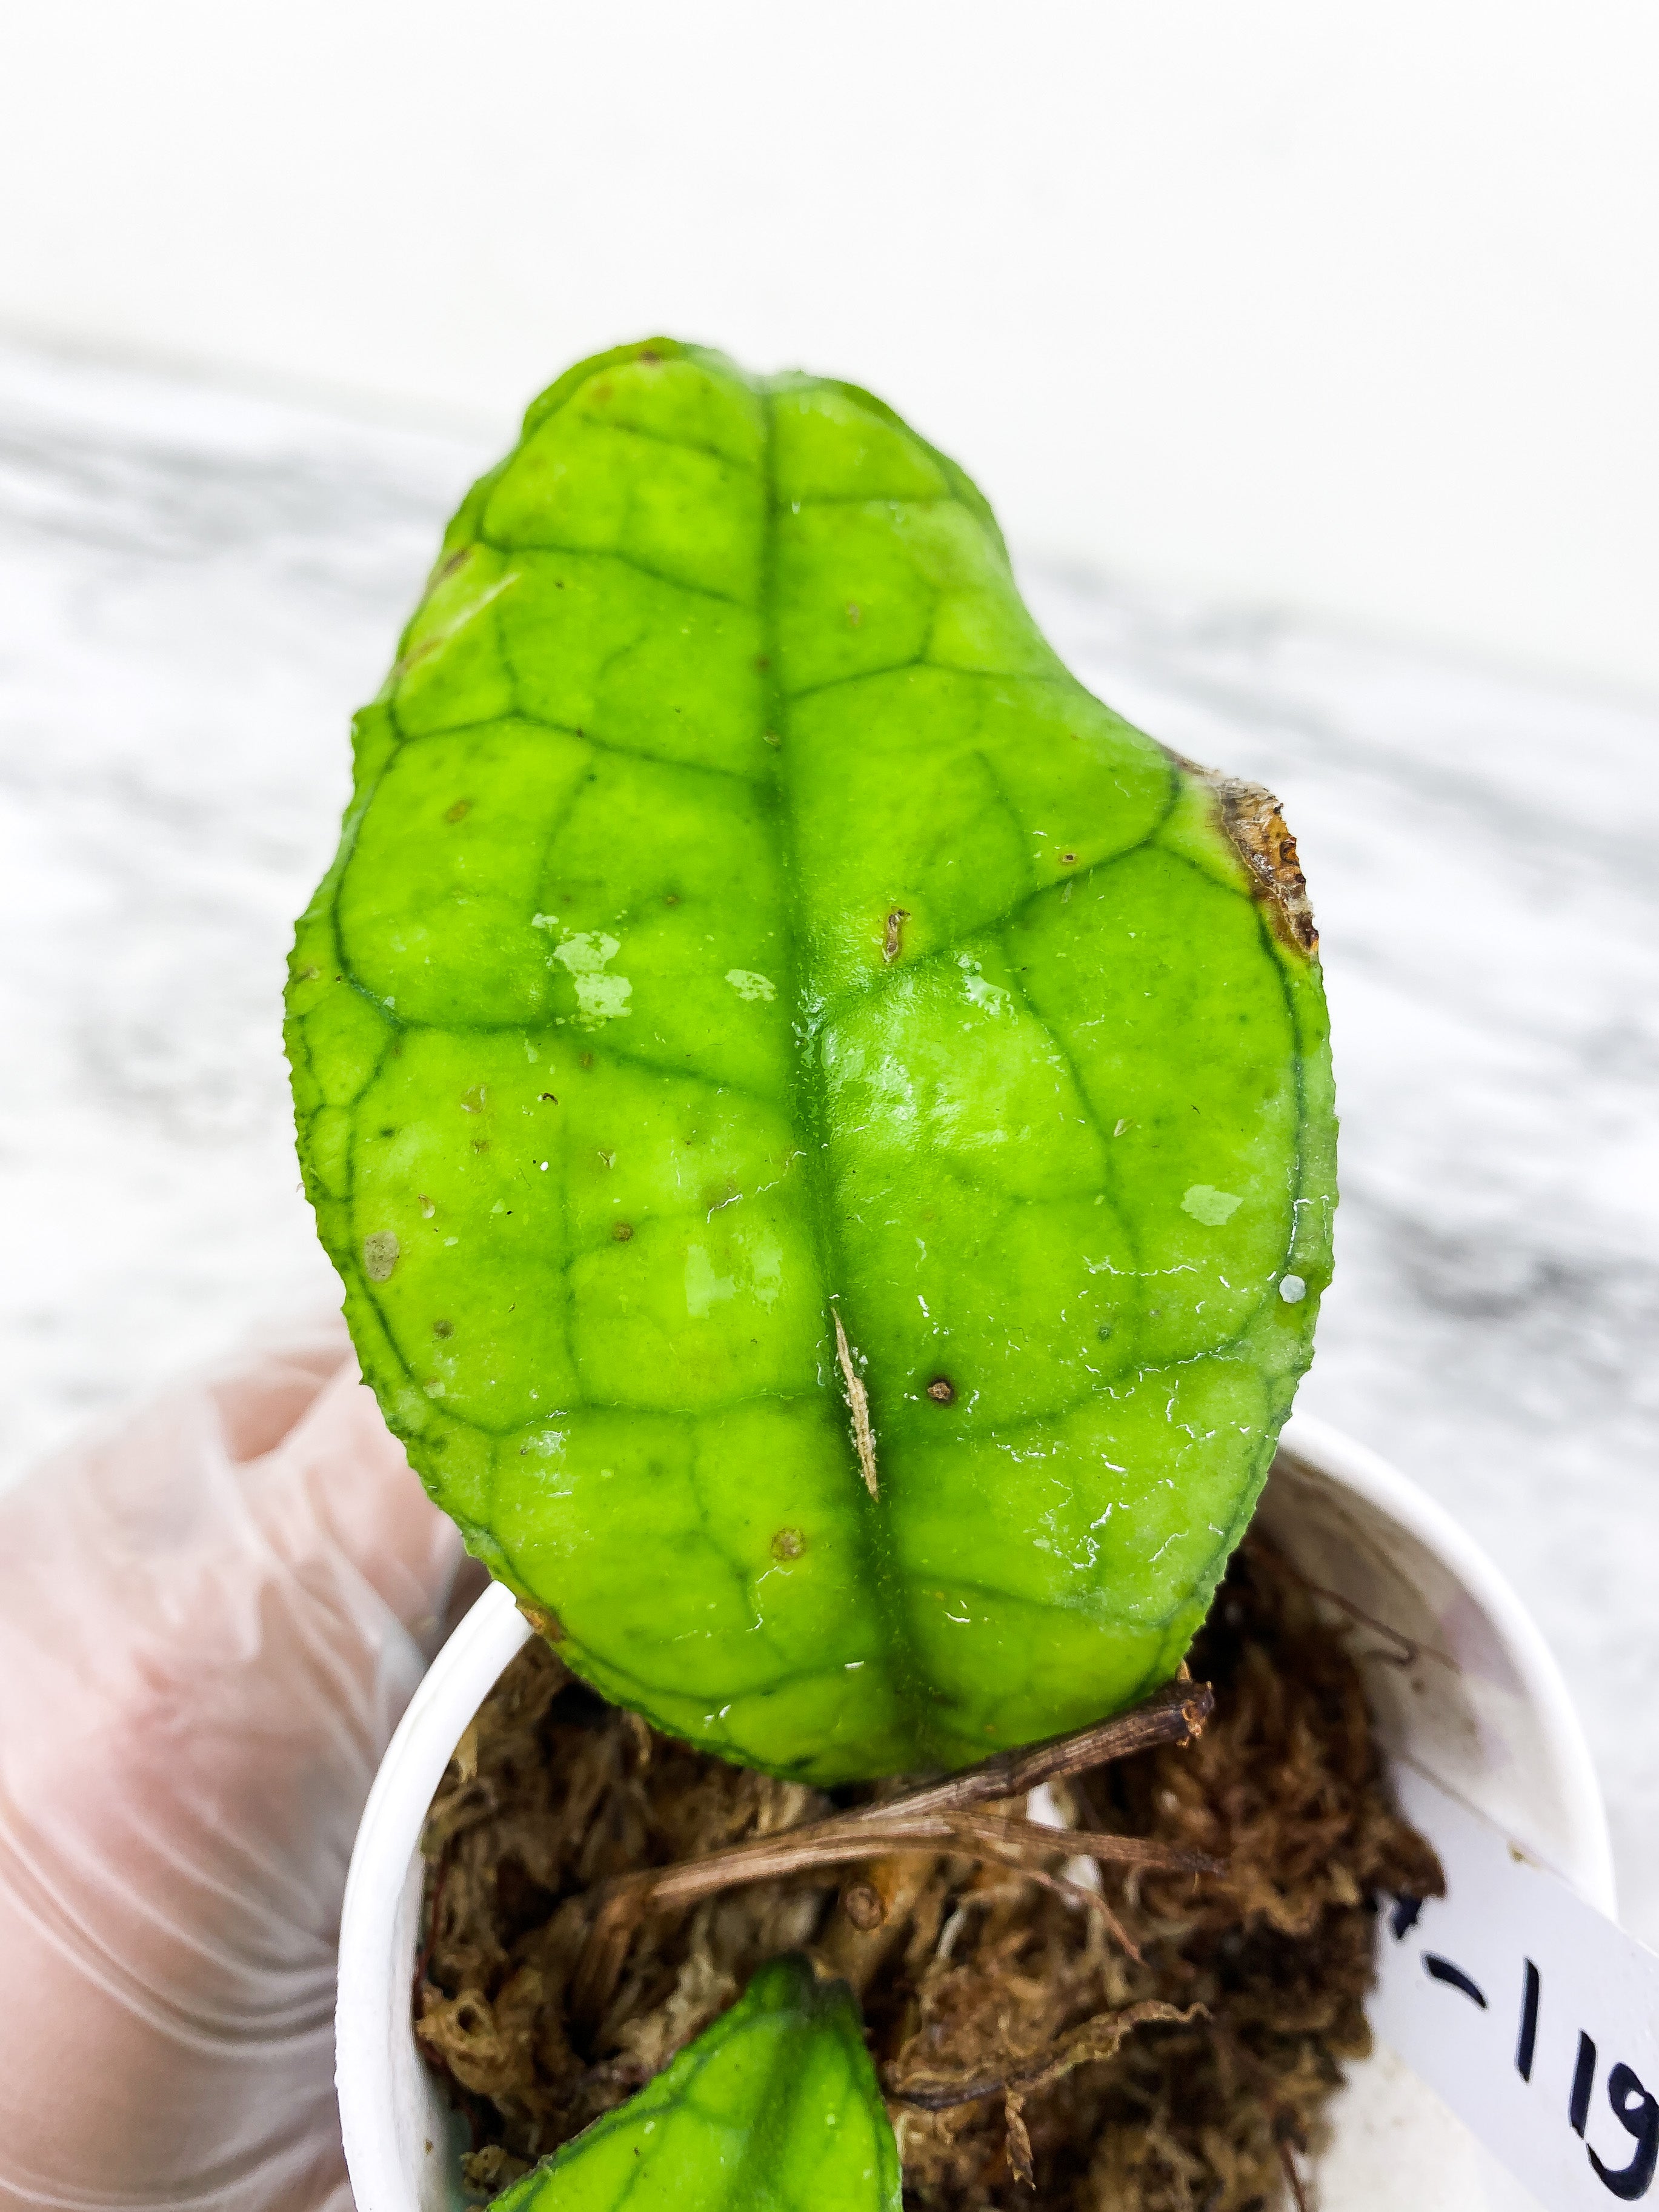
[760,383,939,1770]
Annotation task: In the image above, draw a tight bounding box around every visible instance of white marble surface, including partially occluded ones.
[2,343,1655,1939]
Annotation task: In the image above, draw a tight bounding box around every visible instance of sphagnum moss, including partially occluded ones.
[286,339,1335,1787]
[416,1536,1439,2211]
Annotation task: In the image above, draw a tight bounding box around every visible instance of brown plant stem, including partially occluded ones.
[885,1999,1203,2116]
[889,1999,1205,2189]
[854,1678,1213,1824]
[1278,2137,1313,2212]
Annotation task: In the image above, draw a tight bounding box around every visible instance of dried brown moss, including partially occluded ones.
[415,1533,1441,2210]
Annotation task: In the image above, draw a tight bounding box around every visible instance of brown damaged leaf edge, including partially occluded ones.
[1180,757,1320,955]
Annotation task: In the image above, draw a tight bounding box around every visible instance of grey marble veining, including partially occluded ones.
[2,344,1654,1939]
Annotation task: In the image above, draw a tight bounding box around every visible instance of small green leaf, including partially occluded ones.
[488,1956,899,2212]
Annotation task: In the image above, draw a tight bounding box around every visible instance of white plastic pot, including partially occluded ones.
[336,1415,1614,2212]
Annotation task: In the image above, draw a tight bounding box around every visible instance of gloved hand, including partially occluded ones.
[0,1318,467,2212]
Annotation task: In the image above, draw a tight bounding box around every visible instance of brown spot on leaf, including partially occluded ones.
[771,1527,805,1560]
[926,1377,957,1404]
[883,907,911,963]
[433,1318,454,1338]
[445,800,471,823]
[611,1222,634,1242]
[519,1604,565,1643]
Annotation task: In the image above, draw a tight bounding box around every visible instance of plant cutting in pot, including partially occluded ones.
[288,339,1397,2209]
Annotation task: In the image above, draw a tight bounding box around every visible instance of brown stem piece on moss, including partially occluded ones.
[1278,2138,1313,2212]
[570,1682,1215,2030]
[858,1677,1212,1824]
[889,1998,1204,2188]
[886,1998,1203,2113]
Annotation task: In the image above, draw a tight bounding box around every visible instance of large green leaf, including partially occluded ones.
[487,1957,899,2212]
[287,338,1335,1783]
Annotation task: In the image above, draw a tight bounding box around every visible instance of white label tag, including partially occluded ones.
[1374,1764,1659,2208]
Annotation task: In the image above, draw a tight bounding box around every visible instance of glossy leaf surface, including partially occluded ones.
[287,339,1335,1782]
[488,1956,898,2212]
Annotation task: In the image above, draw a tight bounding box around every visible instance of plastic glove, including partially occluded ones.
[0,1317,467,2212]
